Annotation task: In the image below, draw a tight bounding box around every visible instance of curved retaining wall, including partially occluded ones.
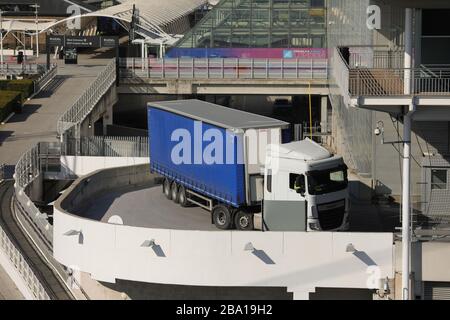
[54,164,395,299]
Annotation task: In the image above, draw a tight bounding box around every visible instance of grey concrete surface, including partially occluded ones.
[0,54,111,166]
[84,182,217,231]
[0,264,24,300]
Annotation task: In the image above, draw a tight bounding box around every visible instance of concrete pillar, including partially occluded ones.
[401,102,416,300]
[404,8,413,94]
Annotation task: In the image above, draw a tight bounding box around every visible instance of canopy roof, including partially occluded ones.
[1,19,56,32]
[35,0,208,40]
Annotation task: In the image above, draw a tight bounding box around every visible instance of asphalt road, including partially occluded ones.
[82,182,217,231]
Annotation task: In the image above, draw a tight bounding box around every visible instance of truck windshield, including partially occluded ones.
[307,166,348,195]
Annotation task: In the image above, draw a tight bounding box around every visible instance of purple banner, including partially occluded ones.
[166,48,327,59]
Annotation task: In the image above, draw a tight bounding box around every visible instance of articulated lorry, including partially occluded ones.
[148,99,349,231]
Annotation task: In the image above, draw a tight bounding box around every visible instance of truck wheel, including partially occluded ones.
[163,179,172,200]
[178,185,189,207]
[212,205,233,230]
[171,182,179,203]
[235,211,254,231]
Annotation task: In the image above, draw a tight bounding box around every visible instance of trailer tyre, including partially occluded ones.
[178,186,189,207]
[171,182,179,203]
[163,179,172,200]
[235,211,254,231]
[212,205,233,230]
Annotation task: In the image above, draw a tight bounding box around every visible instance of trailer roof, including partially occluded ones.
[148,99,290,130]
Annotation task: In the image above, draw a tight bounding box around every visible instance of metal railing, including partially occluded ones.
[62,136,149,158]
[0,225,50,300]
[56,60,116,138]
[14,144,54,247]
[119,57,329,80]
[331,47,351,105]
[0,63,45,77]
[349,50,404,69]
[349,67,450,96]
[33,64,58,95]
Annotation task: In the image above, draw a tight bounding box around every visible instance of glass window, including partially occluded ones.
[431,169,447,190]
[267,169,272,193]
[290,173,305,194]
[307,166,348,195]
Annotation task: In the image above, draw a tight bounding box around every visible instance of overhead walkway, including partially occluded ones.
[332,47,450,114]
[118,57,330,95]
[0,56,110,167]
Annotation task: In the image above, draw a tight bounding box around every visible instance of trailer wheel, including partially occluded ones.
[171,182,179,203]
[212,205,233,230]
[178,185,189,207]
[163,179,172,200]
[235,211,254,231]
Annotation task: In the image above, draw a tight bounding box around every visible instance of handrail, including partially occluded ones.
[119,57,329,80]
[0,222,50,300]
[56,60,116,138]
[14,144,53,247]
[33,64,57,96]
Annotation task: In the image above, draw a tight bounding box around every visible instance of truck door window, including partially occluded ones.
[267,169,272,193]
[289,174,305,194]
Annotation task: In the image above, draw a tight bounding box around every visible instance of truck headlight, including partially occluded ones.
[308,222,321,231]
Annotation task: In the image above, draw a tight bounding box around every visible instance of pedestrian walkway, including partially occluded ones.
[0,54,111,166]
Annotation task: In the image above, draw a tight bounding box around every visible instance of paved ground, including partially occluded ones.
[0,264,24,300]
[82,179,399,233]
[0,54,111,166]
[83,182,218,231]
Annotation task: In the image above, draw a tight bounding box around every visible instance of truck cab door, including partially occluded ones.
[263,169,307,232]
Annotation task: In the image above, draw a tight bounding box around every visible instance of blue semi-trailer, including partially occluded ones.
[148,99,349,232]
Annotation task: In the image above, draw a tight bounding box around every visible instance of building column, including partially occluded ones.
[404,8,413,94]
[401,102,416,300]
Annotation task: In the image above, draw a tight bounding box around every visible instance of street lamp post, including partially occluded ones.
[30,3,40,58]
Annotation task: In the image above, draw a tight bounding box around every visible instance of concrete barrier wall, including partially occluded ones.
[54,164,395,298]
[60,155,149,177]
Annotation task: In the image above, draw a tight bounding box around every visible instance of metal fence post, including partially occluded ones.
[162,58,165,79]
[222,58,224,78]
[265,59,268,79]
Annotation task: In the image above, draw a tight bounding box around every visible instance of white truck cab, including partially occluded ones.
[263,139,349,232]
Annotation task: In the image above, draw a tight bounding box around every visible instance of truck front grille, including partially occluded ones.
[317,200,346,231]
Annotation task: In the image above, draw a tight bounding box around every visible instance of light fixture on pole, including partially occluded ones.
[30,3,40,58]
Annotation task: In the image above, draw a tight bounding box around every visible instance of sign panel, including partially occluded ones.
[46,35,118,48]
[47,35,64,47]
[65,36,101,48]
[101,37,119,48]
